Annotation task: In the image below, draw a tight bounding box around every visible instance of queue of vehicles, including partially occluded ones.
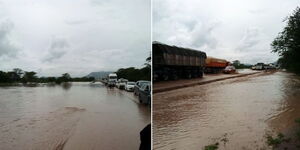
[251,63,276,70]
[153,42,237,81]
[103,73,151,105]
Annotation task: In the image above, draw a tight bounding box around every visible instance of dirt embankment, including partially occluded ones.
[154,71,263,93]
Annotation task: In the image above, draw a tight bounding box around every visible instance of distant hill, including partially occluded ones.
[85,71,113,79]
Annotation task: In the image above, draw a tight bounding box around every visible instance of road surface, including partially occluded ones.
[0,82,150,150]
[153,71,300,150]
[154,69,260,93]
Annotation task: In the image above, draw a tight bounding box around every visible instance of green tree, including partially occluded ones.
[0,71,10,83]
[116,57,151,81]
[13,68,23,79]
[61,73,71,82]
[145,56,151,68]
[56,73,71,84]
[22,71,38,83]
[271,7,300,74]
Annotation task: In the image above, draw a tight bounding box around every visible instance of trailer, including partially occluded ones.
[153,42,207,81]
[204,56,229,73]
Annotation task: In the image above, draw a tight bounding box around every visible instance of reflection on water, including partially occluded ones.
[153,72,300,150]
[61,82,72,91]
[0,82,150,150]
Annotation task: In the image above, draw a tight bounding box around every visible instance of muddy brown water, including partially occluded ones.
[0,82,150,150]
[153,71,300,150]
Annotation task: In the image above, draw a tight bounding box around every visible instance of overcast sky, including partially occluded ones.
[153,0,299,64]
[0,0,150,77]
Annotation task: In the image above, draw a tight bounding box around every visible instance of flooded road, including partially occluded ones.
[0,82,150,150]
[153,71,300,150]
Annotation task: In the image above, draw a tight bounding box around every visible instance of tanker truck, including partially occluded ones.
[153,42,207,81]
[204,56,230,73]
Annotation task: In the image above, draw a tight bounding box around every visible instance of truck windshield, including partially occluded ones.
[127,82,135,85]
[109,76,117,79]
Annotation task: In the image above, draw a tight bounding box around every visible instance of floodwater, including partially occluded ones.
[153,71,300,150]
[0,82,150,150]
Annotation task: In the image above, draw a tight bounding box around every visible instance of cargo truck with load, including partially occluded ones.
[153,42,207,81]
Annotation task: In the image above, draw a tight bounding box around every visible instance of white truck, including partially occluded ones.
[107,73,118,87]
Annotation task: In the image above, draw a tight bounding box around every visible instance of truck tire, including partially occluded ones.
[139,94,143,103]
[199,71,203,78]
[163,74,169,81]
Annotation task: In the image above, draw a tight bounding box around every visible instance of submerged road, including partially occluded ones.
[0,82,150,150]
[153,71,300,150]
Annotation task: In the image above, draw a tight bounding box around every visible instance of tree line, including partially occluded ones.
[115,56,151,81]
[272,7,300,74]
[0,56,151,84]
[0,68,94,84]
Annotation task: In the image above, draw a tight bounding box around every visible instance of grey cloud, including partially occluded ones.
[153,0,300,64]
[43,51,66,62]
[0,0,150,76]
[160,20,219,50]
[0,20,18,58]
[236,28,260,51]
[65,20,88,25]
[249,9,265,14]
[43,38,69,62]
[190,22,219,49]
[50,38,69,49]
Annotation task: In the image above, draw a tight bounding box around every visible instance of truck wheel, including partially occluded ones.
[173,74,178,80]
[187,73,192,79]
[199,71,203,78]
[163,75,169,81]
[139,95,142,103]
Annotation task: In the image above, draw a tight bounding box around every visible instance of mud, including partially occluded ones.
[153,71,300,150]
[0,82,150,150]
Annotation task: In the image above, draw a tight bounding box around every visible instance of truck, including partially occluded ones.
[106,73,118,87]
[252,63,264,70]
[153,42,207,81]
[204,56,229,73]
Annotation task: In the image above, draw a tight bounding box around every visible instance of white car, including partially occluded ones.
[125,82,135,92]
[116,78,128,89]
[223,66,236,74]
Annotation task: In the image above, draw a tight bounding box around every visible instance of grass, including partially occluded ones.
[295,118,300,142]
[204,143,219,150]
[266,133,291,148]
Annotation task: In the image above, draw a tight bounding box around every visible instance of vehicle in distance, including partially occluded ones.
[138,82,151,105]
[205,56,229,73]
[264,63,276,70]
[153,42,207,81]
[252,63,264,70]
[107,73,118,87]
[134,80,150,95]
[125,82,135,91]
[223,66,236,74]
[116,78,128,89]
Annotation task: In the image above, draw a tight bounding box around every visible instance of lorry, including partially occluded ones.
[106,73,118,87]
[204,56,229,73]
[153,42,207,81]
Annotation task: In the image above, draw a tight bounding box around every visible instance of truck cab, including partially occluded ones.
[107,73,117,87]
